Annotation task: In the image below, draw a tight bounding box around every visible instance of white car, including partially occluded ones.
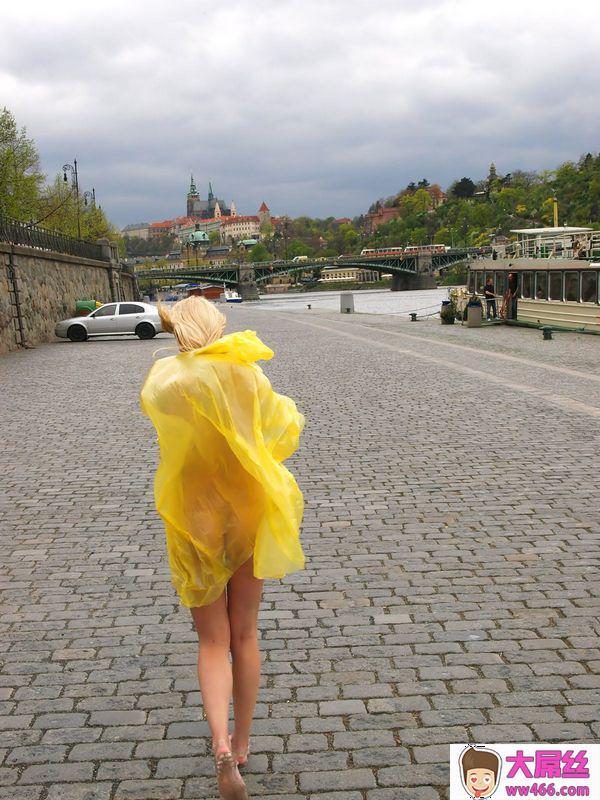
[55,302,162,342]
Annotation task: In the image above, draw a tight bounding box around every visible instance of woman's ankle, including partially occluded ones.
[231,732,249,750]
[212,736,231,754]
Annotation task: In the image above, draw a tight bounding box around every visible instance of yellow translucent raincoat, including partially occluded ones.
[140,329,305,607]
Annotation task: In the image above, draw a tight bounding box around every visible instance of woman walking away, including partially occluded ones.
[140,297,306,800]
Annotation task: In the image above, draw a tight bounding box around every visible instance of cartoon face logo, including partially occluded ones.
[460,746,502,798]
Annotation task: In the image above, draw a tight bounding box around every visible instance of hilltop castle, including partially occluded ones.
[186,176,236,219]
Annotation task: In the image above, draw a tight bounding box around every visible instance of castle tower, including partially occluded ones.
[258,201,270,226]
[187,174,200,216]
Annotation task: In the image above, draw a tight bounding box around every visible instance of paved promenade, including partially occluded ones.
[1,303,599,800]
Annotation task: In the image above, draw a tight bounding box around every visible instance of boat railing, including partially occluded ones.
[505,231,600,260]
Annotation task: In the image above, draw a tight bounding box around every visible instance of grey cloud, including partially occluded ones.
[1,0,599,225]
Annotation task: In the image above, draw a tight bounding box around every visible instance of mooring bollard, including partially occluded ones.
[307,304,311,310]
[542,326,553,340]
[410,312,417,322]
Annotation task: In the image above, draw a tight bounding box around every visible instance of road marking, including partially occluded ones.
[276,313,600,420]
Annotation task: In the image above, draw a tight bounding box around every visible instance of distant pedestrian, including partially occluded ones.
[484,277,497,320]
[502,271,519,319]
[140,297,306,800]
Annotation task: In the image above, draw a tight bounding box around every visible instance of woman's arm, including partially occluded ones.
[254,369,305,462]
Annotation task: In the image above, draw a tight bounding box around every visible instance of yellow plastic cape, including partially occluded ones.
[140,329,305,607]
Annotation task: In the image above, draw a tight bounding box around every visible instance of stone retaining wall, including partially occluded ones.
[0,243,138,354]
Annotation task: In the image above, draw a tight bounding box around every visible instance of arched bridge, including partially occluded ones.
[135,249,470,294]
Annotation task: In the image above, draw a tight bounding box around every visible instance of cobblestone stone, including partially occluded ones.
[2,303,600,798]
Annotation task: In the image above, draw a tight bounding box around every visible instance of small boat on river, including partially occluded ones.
[220,288,243,303]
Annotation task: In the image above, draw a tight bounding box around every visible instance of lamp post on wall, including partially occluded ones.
[63,159,81,238]
[83,188,96,208]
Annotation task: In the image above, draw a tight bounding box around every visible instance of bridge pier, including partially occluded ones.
[391,273,437,291]
[237,265,260,300]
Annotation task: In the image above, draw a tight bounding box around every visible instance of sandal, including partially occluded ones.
[214,742,249,800]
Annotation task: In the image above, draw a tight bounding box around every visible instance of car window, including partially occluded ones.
[92,304,117,317]
[119,304,145,315]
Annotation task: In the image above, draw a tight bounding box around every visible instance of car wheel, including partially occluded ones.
[136,322,156,339]
[67,324,88,342]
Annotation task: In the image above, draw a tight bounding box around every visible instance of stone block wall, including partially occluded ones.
[0,243,138,354]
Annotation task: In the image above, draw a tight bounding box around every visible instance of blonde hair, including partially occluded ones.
[157,296,227,352]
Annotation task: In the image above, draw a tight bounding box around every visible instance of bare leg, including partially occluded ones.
[190,592,232,751]
[227,556,264,762]
[191,594,248,798]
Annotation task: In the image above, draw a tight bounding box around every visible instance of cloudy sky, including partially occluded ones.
[1,0,599,227]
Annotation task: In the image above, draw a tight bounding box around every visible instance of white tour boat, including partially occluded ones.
[468,227,600,332]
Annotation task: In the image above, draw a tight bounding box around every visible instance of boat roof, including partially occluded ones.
[510,226,592,235]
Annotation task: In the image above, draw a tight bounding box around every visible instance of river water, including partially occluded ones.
[248,287,451,317]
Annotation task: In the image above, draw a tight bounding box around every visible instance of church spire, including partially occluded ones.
[189,174,198,196]
[208,181,214,202]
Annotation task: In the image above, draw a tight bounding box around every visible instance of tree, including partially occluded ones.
[450,177,476,198]
[287,239,312,258]
[37,174,120,242]
[0,107,44,220]
[248,243,271,262]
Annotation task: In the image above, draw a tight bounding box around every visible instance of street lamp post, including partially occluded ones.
[83,188,96,207]
[281,217,290,260]
[63,159,81,238]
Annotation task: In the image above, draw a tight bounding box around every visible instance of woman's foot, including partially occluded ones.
[213,739,248,800]
[230,734,250,767]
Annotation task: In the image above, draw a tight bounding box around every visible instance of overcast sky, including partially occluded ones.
[1,0,599,227]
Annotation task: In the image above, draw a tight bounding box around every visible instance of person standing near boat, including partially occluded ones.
[507,271,519,319]
[483,277,497,320]
[140,296,306,800]
[501,271,519,320]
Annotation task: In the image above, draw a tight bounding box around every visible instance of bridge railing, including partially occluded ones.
[0,213,106,261]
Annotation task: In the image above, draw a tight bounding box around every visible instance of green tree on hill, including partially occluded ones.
[449,177,475,198]
[249,242,271,262]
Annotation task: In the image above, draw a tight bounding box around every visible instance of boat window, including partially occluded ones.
[495,272,507,295]
[581,271,598,303]
[521,272,532,299]
[474,271,482,291]
[468,271,475,293]
[549,272,563,301]
[564,272,579,302]
[535,272,548,300]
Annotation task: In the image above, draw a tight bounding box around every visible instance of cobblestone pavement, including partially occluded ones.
[1,303,599,800]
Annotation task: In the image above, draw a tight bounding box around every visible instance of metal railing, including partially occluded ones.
[505,231,600,260]
[0,213,107,261]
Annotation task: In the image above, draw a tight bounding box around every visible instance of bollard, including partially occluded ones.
[542,326,553,340]
[410,312,417,322]
[340,292,354,314]
[307,304,311,310]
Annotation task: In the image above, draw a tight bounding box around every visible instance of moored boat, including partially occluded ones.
[220,288,243,303]
[468,227,600,332]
